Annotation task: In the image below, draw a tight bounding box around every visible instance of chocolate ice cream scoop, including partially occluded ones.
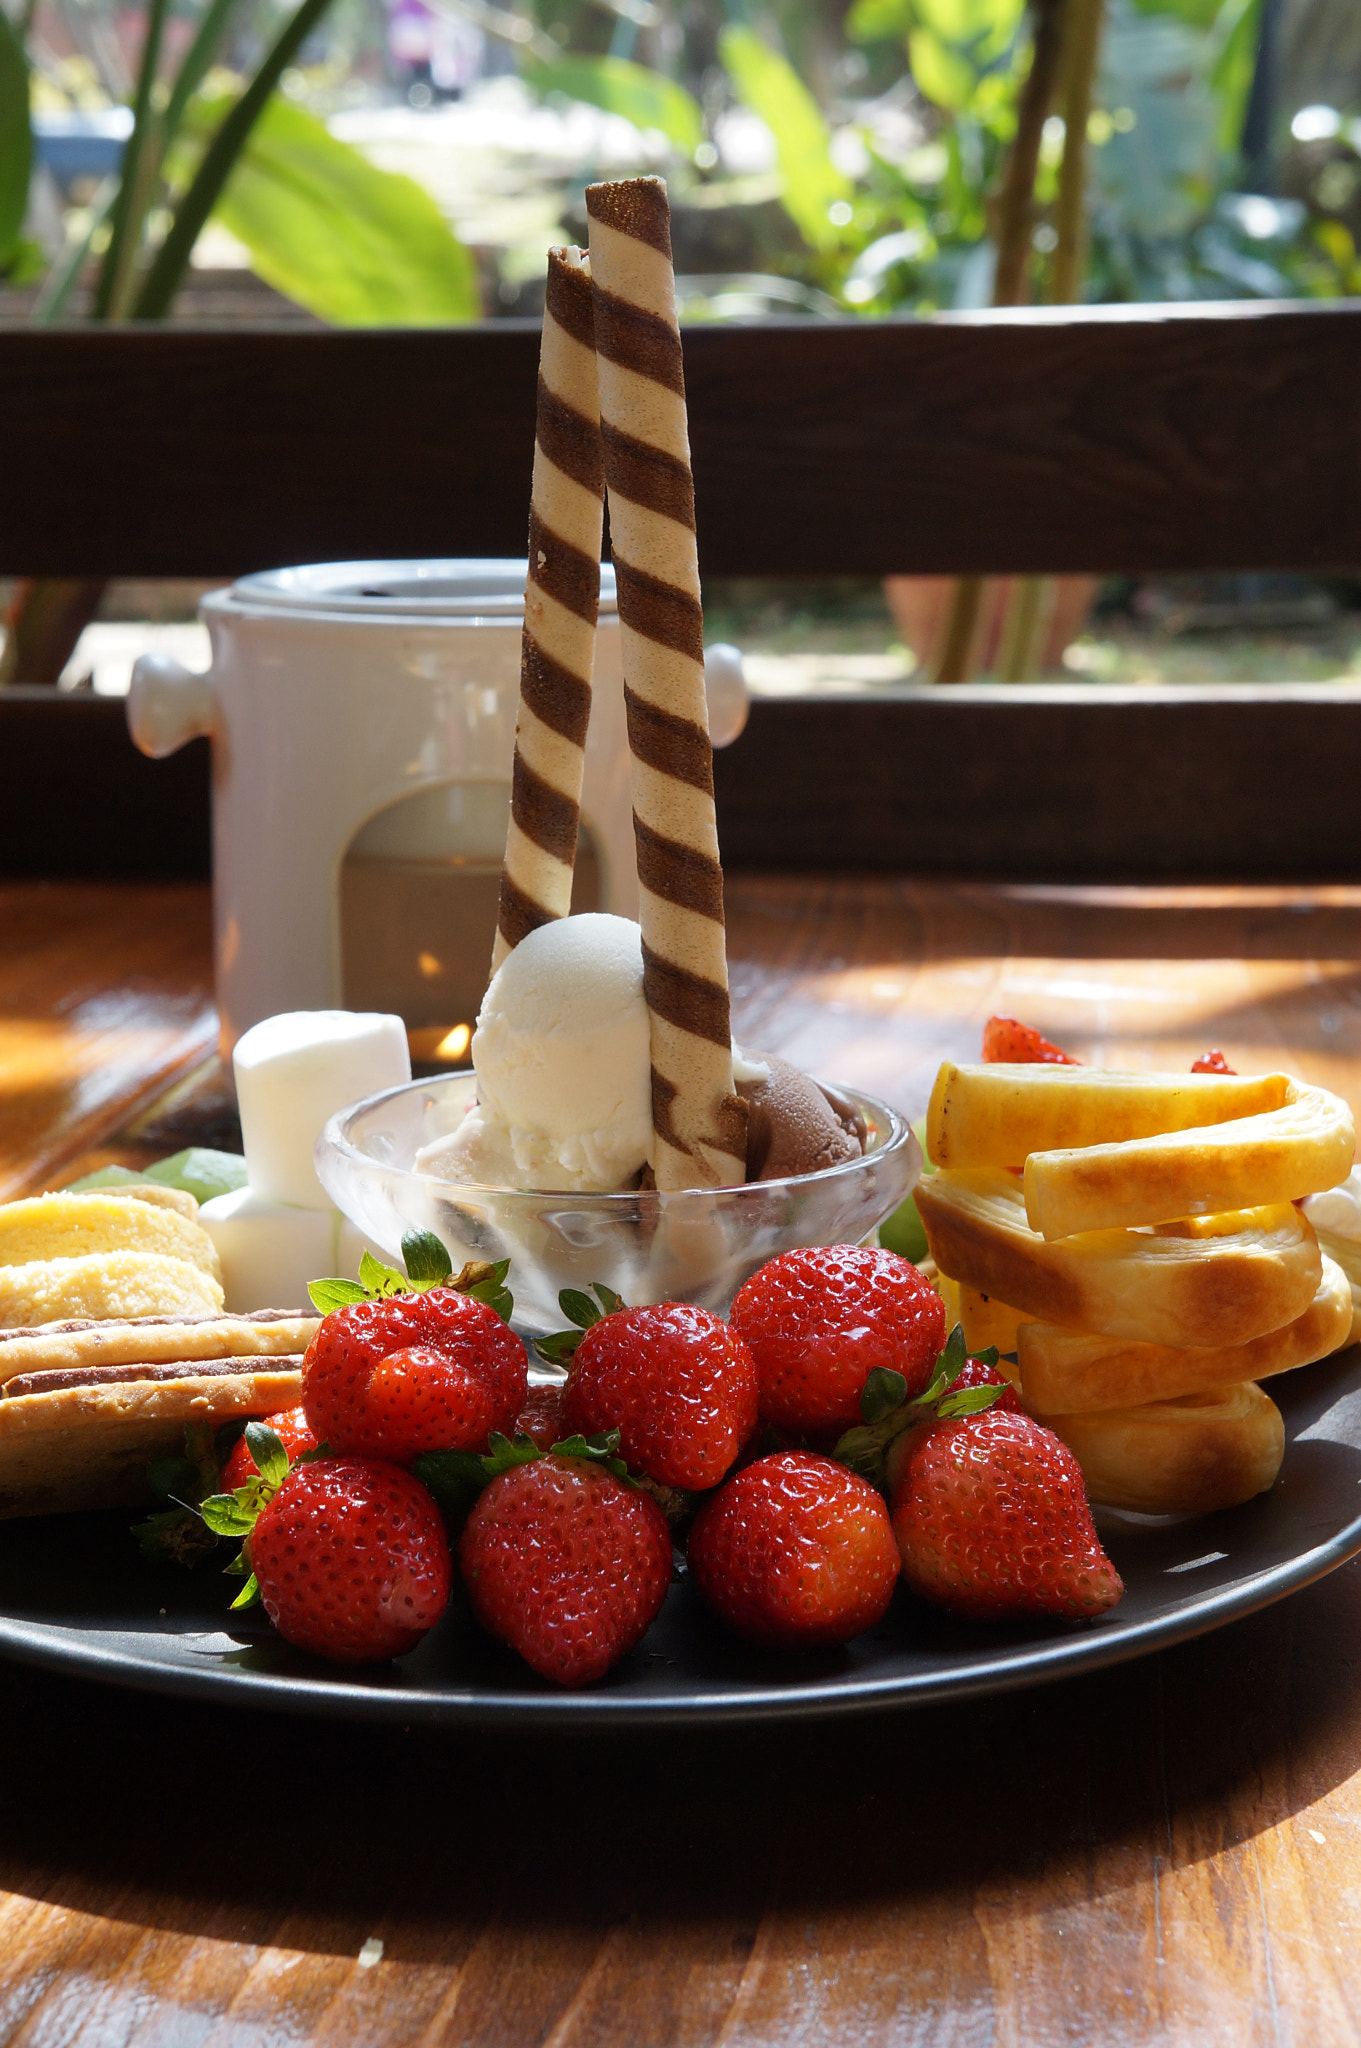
[739,1054,866,1182]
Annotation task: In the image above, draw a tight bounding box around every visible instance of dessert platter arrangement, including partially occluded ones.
[4,176,1361,1724]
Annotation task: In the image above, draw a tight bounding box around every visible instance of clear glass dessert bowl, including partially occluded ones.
[316,1073,922,1335]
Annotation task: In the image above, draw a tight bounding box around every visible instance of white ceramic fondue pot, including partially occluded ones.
[127,560,747,1062]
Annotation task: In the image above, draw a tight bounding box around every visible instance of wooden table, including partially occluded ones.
[5,874,1361,2045]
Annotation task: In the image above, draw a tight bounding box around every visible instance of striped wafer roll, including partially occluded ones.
[585,175,745,1190]
[493,246,606,972]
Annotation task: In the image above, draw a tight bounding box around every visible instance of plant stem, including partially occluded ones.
[29,175,116,322]
[91,0,171,320]
[161,0,243,139]
[133,0,337,321]
[1050,0,1102,308]
[936,576,984,684]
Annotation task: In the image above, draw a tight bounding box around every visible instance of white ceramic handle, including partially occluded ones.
[127,653,217,758]
[703,642,748,748]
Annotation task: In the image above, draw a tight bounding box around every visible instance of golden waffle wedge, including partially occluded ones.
[1044,1381,1284,1515]
[1019,1254,1353,1414]
[957,1283,1034,1357]
[914,1168,1321,1348]
[0,1193,221,1281]
[927,1065,1288,1170]
[0,1359,304,1518]
[0,1252,224,1331]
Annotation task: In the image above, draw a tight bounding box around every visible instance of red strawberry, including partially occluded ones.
[459,1455,672,1686]
[219,1406,317,1492]
[1192,1048,1235,1073]
[249,1456,452,1662]
[981,1016,1079,1064]
[730,1245,945,1435]
[890,1406,1122,1622]
[562,1303,758,1490]
[687,1451,899,1648]
[944,1358,1020,1411]
[514,1383,568,1450]
[303,1287,526,1461]
[882,1356,1020,1496]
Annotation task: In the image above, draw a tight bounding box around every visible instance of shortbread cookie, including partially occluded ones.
[0,1309,319,1385]
[0,1252,224,1331]
[0,1358,304,1517]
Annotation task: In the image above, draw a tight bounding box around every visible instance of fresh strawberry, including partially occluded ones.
[982,1016,1079,1064]
[943,1358,1020,1411]
[303,1287,527,1462]
[687,1451,899,1648]
[219,1407,318,1492]
[881,1354,1020,1495]
[730,1245,946,1435]
[561,1302,758,1490]
[1192,1048,1235,1073]
[890,1404,1122,1623]
[248,1456,453,1662]
[514,1383,569,1450]
[459,1454,672,1685]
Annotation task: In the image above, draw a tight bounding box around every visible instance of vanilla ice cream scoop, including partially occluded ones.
[417,914,653,1193]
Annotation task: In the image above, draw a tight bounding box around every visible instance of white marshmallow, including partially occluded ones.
[234,1010,410,1209]
[199,1188,337,1313]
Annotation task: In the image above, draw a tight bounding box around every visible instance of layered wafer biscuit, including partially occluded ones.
[585,175,745,1189]
[0,1357,304,1518]
[0,1309,319,1385]
[494,247,607,970]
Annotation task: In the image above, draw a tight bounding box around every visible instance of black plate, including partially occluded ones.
[2,1347,1359,1727]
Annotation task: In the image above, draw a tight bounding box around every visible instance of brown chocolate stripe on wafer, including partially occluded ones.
[652,1073,747,1167]
[642,942,731,1047]
[527,508,600,624]
[625,688,715,793]
[5,1356,304,1399]
[633,817,725,920]
[590,288,686,397]
[519,640,592,746]
[545,251,597,346]
[0,1309,304,1342]
[614,561,705,662]
[600,424,694,528]
[497,870,555,951]
[536,377,606,496]
[512,753,582,865]
[585,175,673,257]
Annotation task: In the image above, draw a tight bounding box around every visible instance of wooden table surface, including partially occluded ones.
[5,874,1361,2046]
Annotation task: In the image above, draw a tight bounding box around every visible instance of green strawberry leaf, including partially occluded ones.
[359,1249,411,1297]
[414,1431,541,1518]
[860,1367,908,1424]
[549,1430,630,1482]
[135,1420,236,1563]
[937,1382,1011,1418]
[534,1327,584,1366]
[590,1283,623,1315]
[401,1228,453,1287]
[308,1277,369,1312]
[230,1571,262,1611]
[559,1288,606,1331]
[132,1506,222,1566]
[455,1257,514,1323]
[199,1491,259,1538]
[243,1421,289,1492]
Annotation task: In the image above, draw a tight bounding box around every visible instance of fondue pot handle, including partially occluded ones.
[127,653,217,758]
[703,643,748,748]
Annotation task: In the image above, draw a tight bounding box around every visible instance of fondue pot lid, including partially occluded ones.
[227,559,619,619]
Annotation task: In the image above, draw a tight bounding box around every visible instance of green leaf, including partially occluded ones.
[308,1277,369,1313]
[846,0,914,44]
[146,1147,249,1204]
[402,1229,453,1288]
[549,1430,630,1482]
[230,1571,262,1611]
[937,1381,1011,1418]
[915,0,1023,60]
[243,1422,289,1491]
[132,1506,222,1566]
[591,1284,623,1316]
[534,1327,585,1366]
[878,1195,929,1264]
[414,1432,541,1517]
[860,1367,909,1424]
[199,1491,259,1538]
[0,7,32,270]
[358,1248,410,1297]
[65,1164,146,1192]
[190,92,480,326]
[908,26,977,111]
[718,25,852,253]
[559,1288,606,1332]
[522,55,703,152]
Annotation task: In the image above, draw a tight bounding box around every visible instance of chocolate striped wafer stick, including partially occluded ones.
[585,176,745,1190]
[493,246,607,972]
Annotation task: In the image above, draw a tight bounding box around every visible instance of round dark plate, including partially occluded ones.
[2,1347,1359,1727]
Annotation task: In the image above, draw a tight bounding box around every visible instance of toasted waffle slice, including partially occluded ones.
[0,1252,224,1330]
[927,1065,1287,1171]
[957,1283,1034,1356]
[0,1193,221,1281]
[0,1308,319,1385]
[0,1357,304,1518]
[1044,1381,1284,1515]
[1019,1254,1353,1414]
[914,1168,1321,1348]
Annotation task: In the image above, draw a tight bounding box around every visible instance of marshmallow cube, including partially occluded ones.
[199,1188,337,1313]
[233,1010,411,1210]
